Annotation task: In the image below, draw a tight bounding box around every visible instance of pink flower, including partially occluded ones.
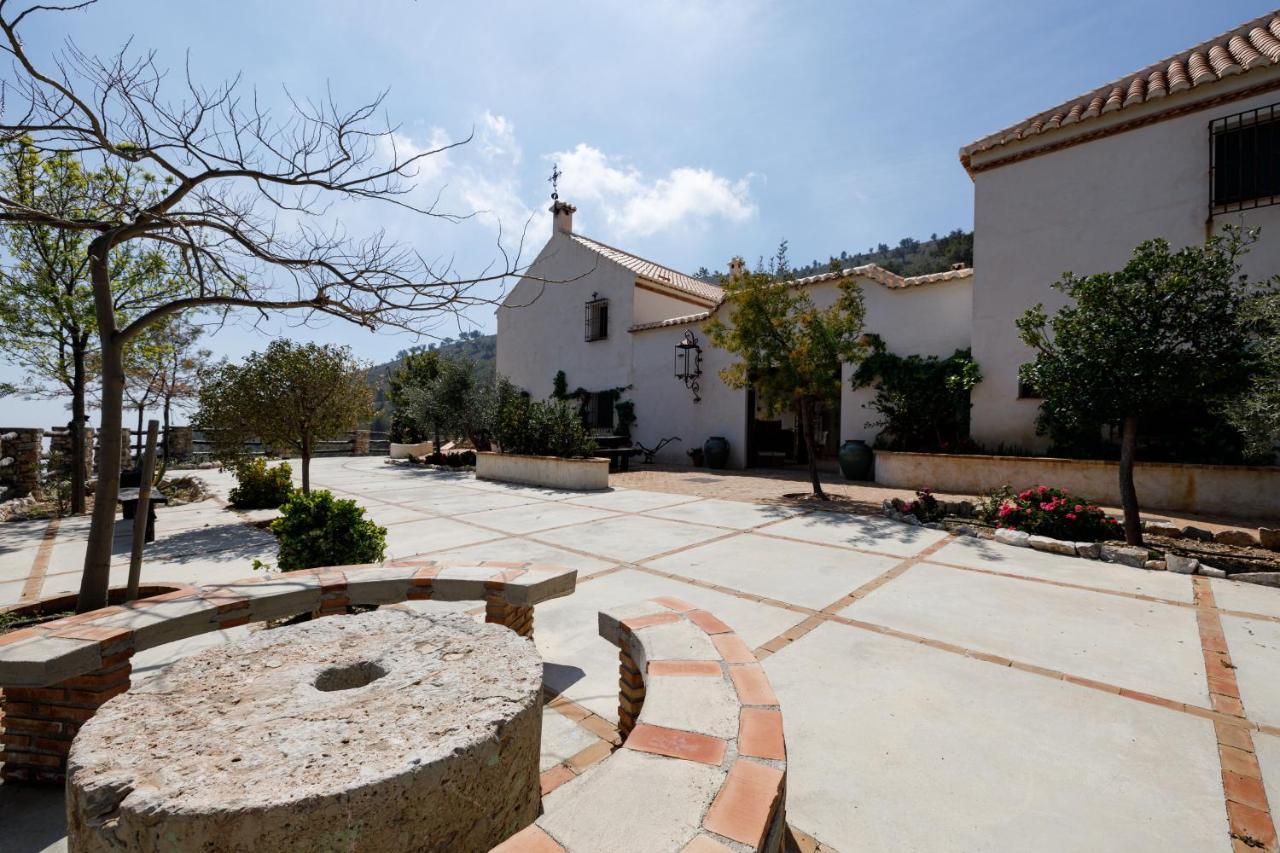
[1074,504,1083,513]
[1037,485,1048,494]
[1066,512,1077,521]
[1019,489,1033,500]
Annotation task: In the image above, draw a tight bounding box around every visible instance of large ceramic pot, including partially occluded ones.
[837,439,873,481]
[703,436,730,470]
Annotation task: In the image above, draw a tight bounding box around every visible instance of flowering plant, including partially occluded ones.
[891,487,944,523]
[981,485,1119,541]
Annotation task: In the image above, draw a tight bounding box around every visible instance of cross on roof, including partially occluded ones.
[549,163,561,201]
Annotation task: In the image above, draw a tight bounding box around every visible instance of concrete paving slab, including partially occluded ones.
[0,577,31,607]
[843,562,1209,708]
[1221,614,1280,728]
[1209,577,1280,619]
[540,707,600,771]
[531,515,726,564]
[363,503,435,527]
[644,532,899,610]
[0,546,39,583]
[765,621,1229,853]
[564,489,702,513]
[763,511,948,557]
[386,489,543,516]
[539,748,722,853]
[0,782,66,852]
[534,568,804,721]
[454,501,619,535]
[1255,731,1280,831]
[382,517,506,559]
[642,497,803,530]
[929,536,1195,603]
[425,537,618,578]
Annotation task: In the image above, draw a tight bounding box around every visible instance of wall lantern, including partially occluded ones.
[674,329,703,403]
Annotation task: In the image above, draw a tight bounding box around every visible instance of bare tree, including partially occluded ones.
[0,1,533,611]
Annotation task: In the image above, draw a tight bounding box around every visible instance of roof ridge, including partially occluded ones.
[567,231,723,303]
[961,10,1280,166]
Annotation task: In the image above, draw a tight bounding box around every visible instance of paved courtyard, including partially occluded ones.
[3,456,1280,851]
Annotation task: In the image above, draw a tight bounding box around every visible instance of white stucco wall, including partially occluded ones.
[805,275,973,445]
[497,233,638,399]
[632,285,709,326]
[968,73,1280,451]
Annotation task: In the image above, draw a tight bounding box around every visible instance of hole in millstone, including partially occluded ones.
[314,661,388,692]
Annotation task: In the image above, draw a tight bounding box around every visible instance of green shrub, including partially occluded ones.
[270,489,387,571]
[494,381,597,458]
[229,458,294,509]
[979,485,1119,542]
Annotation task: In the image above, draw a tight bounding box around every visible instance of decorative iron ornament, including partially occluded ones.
[674,329,703,403]
[549,163,562,201]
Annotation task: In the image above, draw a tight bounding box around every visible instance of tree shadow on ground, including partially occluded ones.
[118,523,275,564]
[0,783,66,853]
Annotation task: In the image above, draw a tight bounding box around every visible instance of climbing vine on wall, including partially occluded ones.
[850,335,981,452]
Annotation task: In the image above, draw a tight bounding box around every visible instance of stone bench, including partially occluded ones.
[497,597,788,853]
[0,559,576,784]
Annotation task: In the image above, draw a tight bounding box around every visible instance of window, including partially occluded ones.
[1211,103,1280,212]
[583,390,616,431]
[585,297,609,341]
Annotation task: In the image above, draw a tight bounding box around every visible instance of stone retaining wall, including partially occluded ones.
[477,452,610,491]
[875,450,1280,518]
[0,428,42,499]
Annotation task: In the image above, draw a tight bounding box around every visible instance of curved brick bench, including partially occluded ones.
[0,559,575,784]
[497,597,788,853]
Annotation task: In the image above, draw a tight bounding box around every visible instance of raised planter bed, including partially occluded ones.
[874,450,1280,518]
[476,451,609,491]
[389,441,433,459]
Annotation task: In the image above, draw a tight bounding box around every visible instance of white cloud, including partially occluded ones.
[553,143,756,239]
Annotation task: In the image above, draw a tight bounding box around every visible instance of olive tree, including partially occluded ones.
[196,341,372,494]
[1017,226,1275,545]
[0,2,530,610]
[707,251,867,498]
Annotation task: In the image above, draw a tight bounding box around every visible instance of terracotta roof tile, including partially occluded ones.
[961,11,1280,167]
[567,233,723,305]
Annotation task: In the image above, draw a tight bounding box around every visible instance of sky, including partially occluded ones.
[1,0,1274,427]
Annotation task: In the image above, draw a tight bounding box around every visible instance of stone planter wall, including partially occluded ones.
[0,428,42,499]
[49,426,94,482]
[476,451,609,491]
[875,451,1280,518]
[165,426,193,460]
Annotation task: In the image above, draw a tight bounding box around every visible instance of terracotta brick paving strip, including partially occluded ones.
[18,517,60,604]
[1193,577,1279,853]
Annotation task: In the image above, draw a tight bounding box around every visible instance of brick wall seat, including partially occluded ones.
[496,597,788,853]
[0,559,576,784]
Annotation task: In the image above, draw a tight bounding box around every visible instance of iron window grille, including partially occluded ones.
[585,297,609,341]
[1211,102,1280,214]
[582,391,616,431]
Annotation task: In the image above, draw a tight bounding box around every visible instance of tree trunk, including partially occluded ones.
[70,338,87,515]
[79,246,121,613]
[1119,415,1142,546]
[162,395,172,464]
[135,405,144,465]
[301,434,311,494]
[800,399,825,499]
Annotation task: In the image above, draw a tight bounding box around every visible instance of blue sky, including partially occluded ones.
[2,0,1273,426]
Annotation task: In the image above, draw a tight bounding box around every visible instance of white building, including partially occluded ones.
[964,10,1280,450]
[500,11,1280,467]
[496,202,971,468]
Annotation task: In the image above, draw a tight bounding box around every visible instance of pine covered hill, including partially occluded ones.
[695,229,974,281]
[366,332,496,432]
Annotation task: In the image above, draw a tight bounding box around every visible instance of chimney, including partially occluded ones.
[551,200,576,235]
[728,256,746,281]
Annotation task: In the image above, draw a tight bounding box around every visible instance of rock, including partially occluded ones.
[1183,526,1214,542]
[924,522,944,530]
[881,499,895,512]
[1214,529,1259,547]
[1074,542,1102,559]
[1142,522,1183,539]
[1199,565,1227,578]
[67,610,543,853]
[1232,572,1280,587]
[901,514,921,526]
[995,528,1031,548]
[1143,560,1167,571]
[1100,544,1149,568]
[1029,535,1076,556]
[1166,554,1200,575]
[952,525,978,538]
[1259,528,1280,552]
[957,501,975,518]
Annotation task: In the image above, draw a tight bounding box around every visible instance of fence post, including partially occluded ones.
[126,420,159,601]
[353,429,371,456]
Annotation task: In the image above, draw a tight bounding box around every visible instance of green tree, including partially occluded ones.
[386,349,441,442]
[851,336,982,451]
[1017,226,1274,545]
[707,251,868,498]
[197,342,373,494]
[406,357,497,451]
[1225,290,1280,458]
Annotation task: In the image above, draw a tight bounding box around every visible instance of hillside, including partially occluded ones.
[694,229,974,281]
[367,331,496,431]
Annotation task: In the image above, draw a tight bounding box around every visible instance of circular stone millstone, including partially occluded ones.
[66,609,543,853]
